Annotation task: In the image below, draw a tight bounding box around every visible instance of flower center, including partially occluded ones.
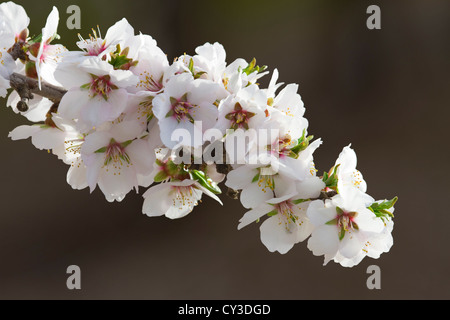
[271,200,305,232]
[225,102,255,130]
[137,71,163,92]
[171,186,196,208]
[255,168,276,193]
[326,207,359,240]
[78,28,107,57]
[85,75,117,100]
[104,140,131,168]
[268,137,293,158]
[166,94,195,123]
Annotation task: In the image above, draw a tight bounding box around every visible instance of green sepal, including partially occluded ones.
[251,172,260,183]
[109,45,137,70]
[120,139,133,149]
[94,146,108,153]
[80,83,91,90]
[154,170,169,182]
[338,225,346,241]
[188,58,207,79]
[290,129,314,156]
[325,217,338,225]
[165,109,175,118]
[28,33,42,45]
[292,198,309,205]
[267,210,278,217]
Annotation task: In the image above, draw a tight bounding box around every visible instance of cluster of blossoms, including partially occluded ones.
[0,2,397,267]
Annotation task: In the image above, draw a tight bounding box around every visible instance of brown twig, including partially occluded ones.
[9,72,67,112]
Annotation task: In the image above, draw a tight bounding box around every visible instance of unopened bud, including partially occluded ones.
[17,100,29,112]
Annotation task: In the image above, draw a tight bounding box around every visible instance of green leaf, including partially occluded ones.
[190,170,222,194]
[241,58,267,76]
[368,196,398,220]
[371,196,398,211]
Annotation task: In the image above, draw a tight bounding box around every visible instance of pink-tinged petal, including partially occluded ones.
[110,119,144,142]
[53,53,92,88]
[41,6,59,43]
[334,185,374,211]
[36,45,67,87]
[157,116,186,149]
[306,200,337,226]
[78,57,114,76]
[225,165,257,190]
[125,139,154,175]
[37,6,59,89]
[193,182,223,205]
[165,187,203,219]
[339,231,365,259]
[307,225,339,257]
[0,2,29,47]
[164,72,193,99]
[0,76,9,97]
[191,103,218,130]
[355,208,385,233]
[104,18,134,46]
[81,131,111,154]
[142,183,172,217]
[32,127,64,150]
[295,176,326,199]
[240,181,274,209]
[293,208,315,242]
[109,69,138,88]
[273,175,297,198]
[237,203,273,230]
[58,88,90,120]
[66,158,88,190]
[335,144,357,174]
[80,89,128,128]
[8,91,53,122]
[98,164,136,202]
[152,93,171,120]
[189,79,227,105]
[82,153,104,192]
[260,216,298,254]
[8,125,40,141]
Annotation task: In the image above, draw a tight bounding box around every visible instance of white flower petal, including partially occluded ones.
[260,215,298,254]
[237,203,273,230]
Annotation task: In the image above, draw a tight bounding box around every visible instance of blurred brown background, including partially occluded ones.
[0,0,449,299]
